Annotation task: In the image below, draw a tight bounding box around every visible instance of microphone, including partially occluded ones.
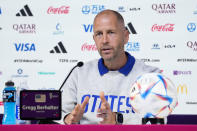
[59,61,84,91]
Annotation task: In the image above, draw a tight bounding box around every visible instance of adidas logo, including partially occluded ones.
[16,5,33,16]
[50,41,67,53]
[126,22,137,34]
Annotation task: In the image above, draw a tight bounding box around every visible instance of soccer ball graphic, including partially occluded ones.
[130,73,178,118]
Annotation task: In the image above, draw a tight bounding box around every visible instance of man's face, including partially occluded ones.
[93,13,129,62]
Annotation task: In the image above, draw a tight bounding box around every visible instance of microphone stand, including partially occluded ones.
[39,62,83,124]
[59,62,83,91]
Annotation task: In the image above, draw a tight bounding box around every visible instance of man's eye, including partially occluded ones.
[109,31,114,34]
[96,32,102,36]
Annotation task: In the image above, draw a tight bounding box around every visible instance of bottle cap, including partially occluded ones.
[5,80,15,86]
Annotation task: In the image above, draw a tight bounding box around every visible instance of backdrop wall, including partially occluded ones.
[0,0,197,116]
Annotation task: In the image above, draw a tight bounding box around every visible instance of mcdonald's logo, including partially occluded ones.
[177,84,188,94]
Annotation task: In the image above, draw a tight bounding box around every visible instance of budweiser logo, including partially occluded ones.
[81,43,97,51]
[47,6,69,14]
[151,24,174,32]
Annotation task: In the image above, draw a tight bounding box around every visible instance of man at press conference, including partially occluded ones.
[61,9,161,124]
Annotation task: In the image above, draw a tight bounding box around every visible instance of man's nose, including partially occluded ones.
[102,33,108,44]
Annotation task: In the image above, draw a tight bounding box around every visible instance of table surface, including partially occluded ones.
[0,124,197,131]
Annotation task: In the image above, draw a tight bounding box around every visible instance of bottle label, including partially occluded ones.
[16,105,20,119]
[3,90,16,102]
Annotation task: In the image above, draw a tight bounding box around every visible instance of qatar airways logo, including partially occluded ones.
[81,43,97,51]
[151,24,174,32]
[47,6,69,14]
[13,24,36,34]
[187,41,197,51]
[152,3,176,14]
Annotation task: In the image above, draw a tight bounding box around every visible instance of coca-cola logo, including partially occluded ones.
[187,41,197,51]
[81,43,97,51]
[152,3,176,13]
[151,24,174,32]
[0,101,3,107]
[47,6,69,14]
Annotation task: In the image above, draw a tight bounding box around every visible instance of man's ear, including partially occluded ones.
[124,29,129,45]
[93,35,95,41]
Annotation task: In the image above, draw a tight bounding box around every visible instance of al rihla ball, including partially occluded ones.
[130,73,178,118]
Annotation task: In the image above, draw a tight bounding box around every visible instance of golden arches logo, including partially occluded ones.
[177,84,188,94]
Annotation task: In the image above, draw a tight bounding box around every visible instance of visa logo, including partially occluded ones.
[14,43,36,51]
[83,24,93,32]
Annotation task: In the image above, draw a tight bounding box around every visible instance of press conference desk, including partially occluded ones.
[0,125,197,131]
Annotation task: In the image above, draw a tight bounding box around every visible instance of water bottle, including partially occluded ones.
[16,81,30,124]
[2,80,16,124]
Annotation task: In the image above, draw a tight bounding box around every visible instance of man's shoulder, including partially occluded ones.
[134,59,161,73]
[73,59,100,78]
[83,59,99,68]
[77,59,99,72]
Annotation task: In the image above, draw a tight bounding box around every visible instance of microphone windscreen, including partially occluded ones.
[77,61,84,67]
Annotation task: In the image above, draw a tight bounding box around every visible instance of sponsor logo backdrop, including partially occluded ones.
[0,0,197,116]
